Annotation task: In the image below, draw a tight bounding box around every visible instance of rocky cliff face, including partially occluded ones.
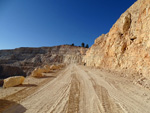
[0,45,87,78]
[83,0,150,79]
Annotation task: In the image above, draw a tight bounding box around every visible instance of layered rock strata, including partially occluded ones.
[0,45,87,78]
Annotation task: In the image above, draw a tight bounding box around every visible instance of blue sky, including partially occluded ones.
[0,0,137,50]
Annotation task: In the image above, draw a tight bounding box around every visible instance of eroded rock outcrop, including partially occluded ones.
[83,0,150,79]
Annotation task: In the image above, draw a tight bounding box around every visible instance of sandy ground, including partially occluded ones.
[1,64,150,113]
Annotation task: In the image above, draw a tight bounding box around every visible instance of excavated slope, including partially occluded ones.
[0,45,87,78]
[83,0,150,79]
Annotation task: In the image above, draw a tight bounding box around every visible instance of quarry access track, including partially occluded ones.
[1,64,150,113]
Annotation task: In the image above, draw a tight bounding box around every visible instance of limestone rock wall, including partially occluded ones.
[83,0,150,79]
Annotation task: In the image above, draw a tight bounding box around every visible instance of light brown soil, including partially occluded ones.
[1,64,150,113]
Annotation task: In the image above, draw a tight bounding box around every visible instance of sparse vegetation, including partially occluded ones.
[71,43,74,46]
[69,43,89,48]
[81,43,85,47]
[85,44,89,48]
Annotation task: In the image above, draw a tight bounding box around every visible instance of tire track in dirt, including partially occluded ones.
[77,65,124,113]
[2,66,73,113]
[44,84,71,113]
[30,67,72,113]
[48,67,80,113]
[67,73,80,113]
[91,79,124,113]
[0,68,66,113]
[3,64,150,113]
[29,65,76,113]
[75,65,102,113]
[80,65,150,113]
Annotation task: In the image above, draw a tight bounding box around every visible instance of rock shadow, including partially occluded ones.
[38,75,56,79]
[0,79,3,87]
[15,84,37,87]
[0,99,26,113]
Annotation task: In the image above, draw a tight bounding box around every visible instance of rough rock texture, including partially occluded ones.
[0,65,26,79]
[31,67,46,78]
[0,45,87,78]
[3,76,25,88]
[83,0,150,79]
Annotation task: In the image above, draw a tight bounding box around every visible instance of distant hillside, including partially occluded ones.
[0,45,87,78]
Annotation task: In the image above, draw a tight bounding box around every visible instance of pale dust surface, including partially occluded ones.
[1,64,150,113]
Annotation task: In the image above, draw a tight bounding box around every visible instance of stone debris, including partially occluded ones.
[31,64,65,78]
[30,67,46,78]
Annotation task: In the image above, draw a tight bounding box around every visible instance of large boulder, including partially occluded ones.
[30,67,45,78]
[3,76,25,88]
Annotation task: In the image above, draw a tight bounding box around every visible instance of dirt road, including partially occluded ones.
[1,64,150,113]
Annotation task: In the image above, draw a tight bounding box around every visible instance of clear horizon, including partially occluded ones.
[0,0,137,50]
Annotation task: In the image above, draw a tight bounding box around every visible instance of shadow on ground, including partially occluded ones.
[0,99,26,113]
[0,79,3,87]
[15,84,37,87]
[35,75,57,79]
